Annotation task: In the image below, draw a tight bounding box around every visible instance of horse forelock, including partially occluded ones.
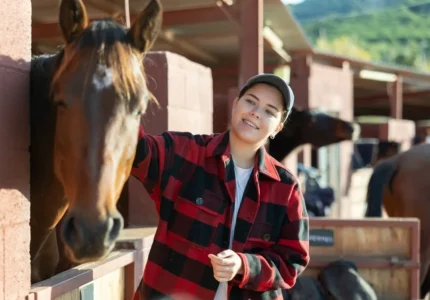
[51,19,154,105]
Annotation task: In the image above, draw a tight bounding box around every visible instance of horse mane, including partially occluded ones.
[50,19,156,104]
[30,52,64,117]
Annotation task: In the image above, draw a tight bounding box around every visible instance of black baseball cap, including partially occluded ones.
[239,73,295,119]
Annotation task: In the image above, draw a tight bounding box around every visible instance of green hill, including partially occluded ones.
[288,0,430,71]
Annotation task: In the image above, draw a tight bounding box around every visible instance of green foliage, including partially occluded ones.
[316,36,373,61]
[289,0,430,71]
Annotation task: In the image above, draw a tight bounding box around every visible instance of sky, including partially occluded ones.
[281,0,305,4]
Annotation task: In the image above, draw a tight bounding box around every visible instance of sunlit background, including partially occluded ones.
[283,0,430,72]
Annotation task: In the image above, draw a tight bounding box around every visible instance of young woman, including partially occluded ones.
[131,73,309,300]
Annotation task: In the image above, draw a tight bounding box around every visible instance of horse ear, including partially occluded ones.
[58,0,89,44]
[127,0,162,53]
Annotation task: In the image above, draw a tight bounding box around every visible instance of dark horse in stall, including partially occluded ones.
[29,0,163,283]
[365,143,430,298]
[269,107,360,162]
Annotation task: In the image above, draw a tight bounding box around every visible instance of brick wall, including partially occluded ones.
[0,0,32,298]
[128,51,213,226]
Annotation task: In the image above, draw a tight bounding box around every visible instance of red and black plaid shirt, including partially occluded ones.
[131,126,309,300]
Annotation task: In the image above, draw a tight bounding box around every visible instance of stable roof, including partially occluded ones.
[31,0,313,67]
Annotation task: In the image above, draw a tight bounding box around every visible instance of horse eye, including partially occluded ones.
[132,109,143,117]
[55,100,68,109]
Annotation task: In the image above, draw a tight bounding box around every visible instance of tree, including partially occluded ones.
[315,35,373,61]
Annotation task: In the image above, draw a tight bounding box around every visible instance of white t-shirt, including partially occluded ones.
[214,163,253,300]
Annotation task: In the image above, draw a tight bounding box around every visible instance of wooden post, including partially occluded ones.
[124,0,130,28]
[238,0,263,87]
[390,76,403,119]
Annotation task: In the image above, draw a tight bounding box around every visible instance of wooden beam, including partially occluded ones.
[32,5,240,41]
[212,63,287,78]
[158,31,218,65]
[162,5,239,27]
[355,97,430,108]
[314,51,430,82]
[355,88,430,102]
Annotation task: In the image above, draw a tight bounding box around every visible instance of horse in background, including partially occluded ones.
[269,107,360,162]
[365,143,430,298]
[29,0,163,283]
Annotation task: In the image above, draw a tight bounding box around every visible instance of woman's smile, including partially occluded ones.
[242,118,259,129]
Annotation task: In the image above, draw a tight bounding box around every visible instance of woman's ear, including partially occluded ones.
[274,122,284,136]
[232,96,239,108]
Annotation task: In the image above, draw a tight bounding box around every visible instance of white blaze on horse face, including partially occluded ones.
[88,64,114,182]
[92,64,114,90]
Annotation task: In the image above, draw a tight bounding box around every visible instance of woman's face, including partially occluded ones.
[231,83,284,146]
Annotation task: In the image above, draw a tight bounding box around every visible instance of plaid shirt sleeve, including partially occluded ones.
[130,124,211,214]
[233,182,309,291]
[130,124,175,213]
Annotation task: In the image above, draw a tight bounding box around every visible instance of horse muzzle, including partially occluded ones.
[352,122,361,141]
[61,210,124,263]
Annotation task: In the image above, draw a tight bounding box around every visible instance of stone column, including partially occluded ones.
[0,0,32,298]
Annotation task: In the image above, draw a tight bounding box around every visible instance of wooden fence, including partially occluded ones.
[25,227,156,300]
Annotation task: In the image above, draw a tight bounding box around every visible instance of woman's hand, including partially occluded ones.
[208,249,243,282]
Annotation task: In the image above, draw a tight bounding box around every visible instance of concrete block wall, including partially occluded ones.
[128,51,213,226]
[0,0,32,298]
[310,62,354,218]
[290,55,356,218]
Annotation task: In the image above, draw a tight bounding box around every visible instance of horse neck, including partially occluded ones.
[30,53,61,166]
[269,130,303,161]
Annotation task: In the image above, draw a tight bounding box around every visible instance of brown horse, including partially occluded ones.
[269,107,360,161]
[29,0,162,283]
[365,143,430,298]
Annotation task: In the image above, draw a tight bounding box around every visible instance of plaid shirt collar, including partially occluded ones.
[205,131,280,182]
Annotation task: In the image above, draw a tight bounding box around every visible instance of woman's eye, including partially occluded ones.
[246,99,255,105]
[266,110,275,117]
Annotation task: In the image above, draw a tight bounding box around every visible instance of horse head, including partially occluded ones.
[294,107,360,147]
[269,107,360,161]
[50,0,162,263]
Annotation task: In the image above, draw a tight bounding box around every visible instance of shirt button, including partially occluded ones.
[196,197,204,205]
[263,233,271,241]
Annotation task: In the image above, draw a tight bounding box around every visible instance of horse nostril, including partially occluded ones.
[107,215,123,243]
[63,216,80,247]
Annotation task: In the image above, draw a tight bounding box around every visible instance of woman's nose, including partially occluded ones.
[250,110,260,118]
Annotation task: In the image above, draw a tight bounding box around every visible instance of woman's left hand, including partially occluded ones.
[208,249,243,282]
